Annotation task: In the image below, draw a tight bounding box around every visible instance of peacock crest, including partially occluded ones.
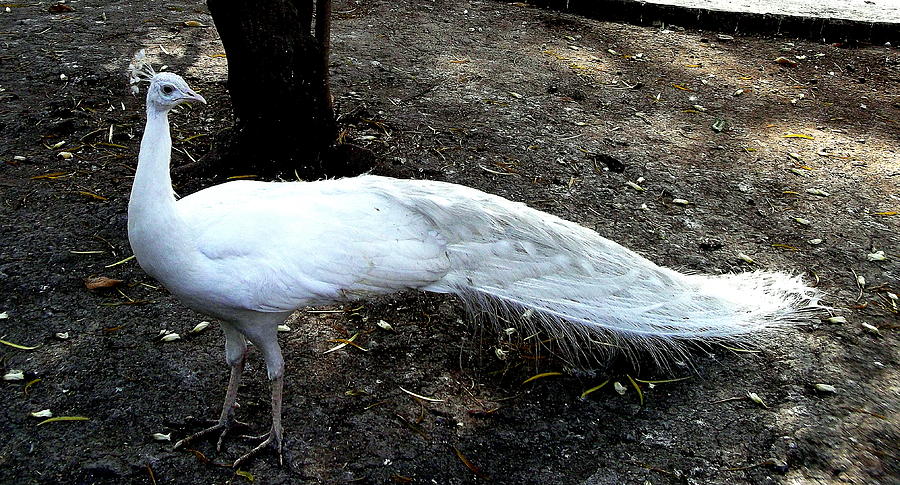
[128,49,156,94]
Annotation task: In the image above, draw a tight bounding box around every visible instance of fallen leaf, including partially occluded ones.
[774,56,798,67]
[36,416,89,426]
[161,333,181,342]
[625,181,645,192]
[861,322,881,335]
[3,370,24,381]
[0,339,39,350]
[521,372,563,385]
[235,469,254,482]
[452,446,489,479]
[84,276,123,290]
[48,3,74,13]
[747,391,768,408]
[399,386,445,402]
[580,379,610,399]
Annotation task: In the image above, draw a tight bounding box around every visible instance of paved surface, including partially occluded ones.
[647,0,900,24]
[529,0,899,43]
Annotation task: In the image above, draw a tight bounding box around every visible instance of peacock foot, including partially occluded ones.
[173,416,250,453]
[232,426,283,468]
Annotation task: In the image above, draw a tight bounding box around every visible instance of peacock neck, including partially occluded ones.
[127,105,197,286]
[130,108,177,222]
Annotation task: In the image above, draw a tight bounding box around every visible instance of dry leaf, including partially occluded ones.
[747,391,768,408]
[861,323,881,335]
[161,333,181,342]
[3,370,24,381]
[774,56,798,67]
[48,3,75,13]
[84,276,123,290]
[737,253,755,264]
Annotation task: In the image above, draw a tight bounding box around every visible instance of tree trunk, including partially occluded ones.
[206,0,336,178]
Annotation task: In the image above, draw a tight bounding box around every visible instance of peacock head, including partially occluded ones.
[128,50,205,112]
[147,72,206,111]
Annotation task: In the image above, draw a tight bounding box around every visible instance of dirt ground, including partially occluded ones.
[1,1,897,484]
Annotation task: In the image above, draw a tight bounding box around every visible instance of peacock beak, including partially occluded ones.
[184,89,206,105]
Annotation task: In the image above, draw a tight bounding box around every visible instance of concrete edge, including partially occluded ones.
[520,0,899,45]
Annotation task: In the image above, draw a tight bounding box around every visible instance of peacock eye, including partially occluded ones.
[162,85,174,95]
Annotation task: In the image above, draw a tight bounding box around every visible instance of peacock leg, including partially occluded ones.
[233,375,284,468]
[232,326,285,467]
[174,324,249,451]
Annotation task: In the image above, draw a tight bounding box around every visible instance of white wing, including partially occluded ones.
[175,178,450,312]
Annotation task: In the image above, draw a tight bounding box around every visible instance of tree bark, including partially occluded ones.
[206,0,336,178]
